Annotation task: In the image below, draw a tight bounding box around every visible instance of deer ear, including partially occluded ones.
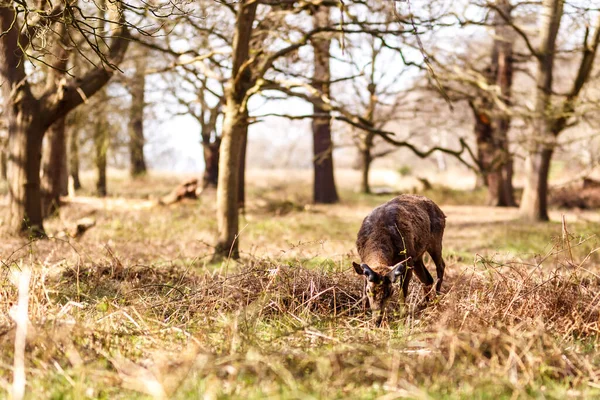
[353,262,379,283]
[388,261,410,283]
[352,262,363,275]
[362,264,380,283]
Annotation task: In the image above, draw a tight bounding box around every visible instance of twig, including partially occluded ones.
[12,262,31,400]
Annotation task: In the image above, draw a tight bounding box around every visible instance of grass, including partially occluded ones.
[486,221,599,262]
[3,248,599,399]
[0,169,599,399]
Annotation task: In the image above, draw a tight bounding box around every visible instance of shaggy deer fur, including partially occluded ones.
[352,194,446,324]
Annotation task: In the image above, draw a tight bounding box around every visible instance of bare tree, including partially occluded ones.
[0,1,129,235]
[519,0,600,220]
[343,34,407,194]
[422,0,518,205]
[490,0,516,207]
[211,0,435,258]
[311,4,338,203]
[166,69,224,190]
[214,0,257,259]
[141,4,230,190]
[468,0,516,206]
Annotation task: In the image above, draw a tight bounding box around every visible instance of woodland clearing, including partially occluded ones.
[0,169,599,399]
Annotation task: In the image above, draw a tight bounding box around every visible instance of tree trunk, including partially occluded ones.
[491,0,516,207]
[0,3,129,236]
[94,94,109,197]
[40,21,69,217]
[360,147,372,194]
[215,99,246,259]
[6,106,45,236]
[202,140,220,189]
[470,0,517,206]
[213,0,257,260]
[129,51,147,177]
[1,7,45,236]
[520,148,553,221]
[360,43,379,196]
[41,117,68,217]
[519,0,563,221]
[69,126,82,190]
[474,175,486,190]
[471,104,502,206]
[238,125,247,209]
[0,138,7,181]
[360,132,375,194]
[95,132,108,197]
[313,121,338,203]
[311,5,338,204]
[501,160,515,206]
[521,6,600,218]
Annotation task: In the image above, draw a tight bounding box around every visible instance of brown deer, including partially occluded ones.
[352,194,446,325]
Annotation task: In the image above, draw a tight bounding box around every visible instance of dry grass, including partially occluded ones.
[0,169,599,399]
[1,242,599,399]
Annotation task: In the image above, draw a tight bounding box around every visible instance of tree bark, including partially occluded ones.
[491,0,516,207]
[500,161,515,206]
[311,5,338,204]
[41,118,68,217]
[470,101,504,206]
[94,125,109,197]
[95,90,109,197]
[198,80,224,190]
[0,3,129,235]
[214,0,257,260]
[1,6,45,236]
[200,99,223,190]
[474,174,486,190]
[472,0,516,207]
[521,148,553,221]
[359,41,380,195]
[0,138,7,181]
[41,22,69,217]
[202,139,220,189]
[519,0,563,221]
[238,125,247,209]
[69,125,82,190]
[6,105,45,236]
[360,132,375,194]
[129,51,147,177]
[215,99,248,259]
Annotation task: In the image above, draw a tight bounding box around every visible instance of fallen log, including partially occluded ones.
[583,177,600,189]
[158,178,200,205]
[550,177,600,209]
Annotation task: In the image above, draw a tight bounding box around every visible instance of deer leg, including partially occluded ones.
[400,267,413,306]
[363,281,369,310]
[412,258,435,301]
[428,247,446,294]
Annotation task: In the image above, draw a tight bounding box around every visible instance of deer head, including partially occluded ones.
[352,260,411,326]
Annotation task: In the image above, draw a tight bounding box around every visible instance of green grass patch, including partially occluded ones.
[486,221,599,261]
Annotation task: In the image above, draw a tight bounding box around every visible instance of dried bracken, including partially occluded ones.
[1,231,599,398]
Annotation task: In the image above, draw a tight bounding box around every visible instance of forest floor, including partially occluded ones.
[0,169,599,399]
